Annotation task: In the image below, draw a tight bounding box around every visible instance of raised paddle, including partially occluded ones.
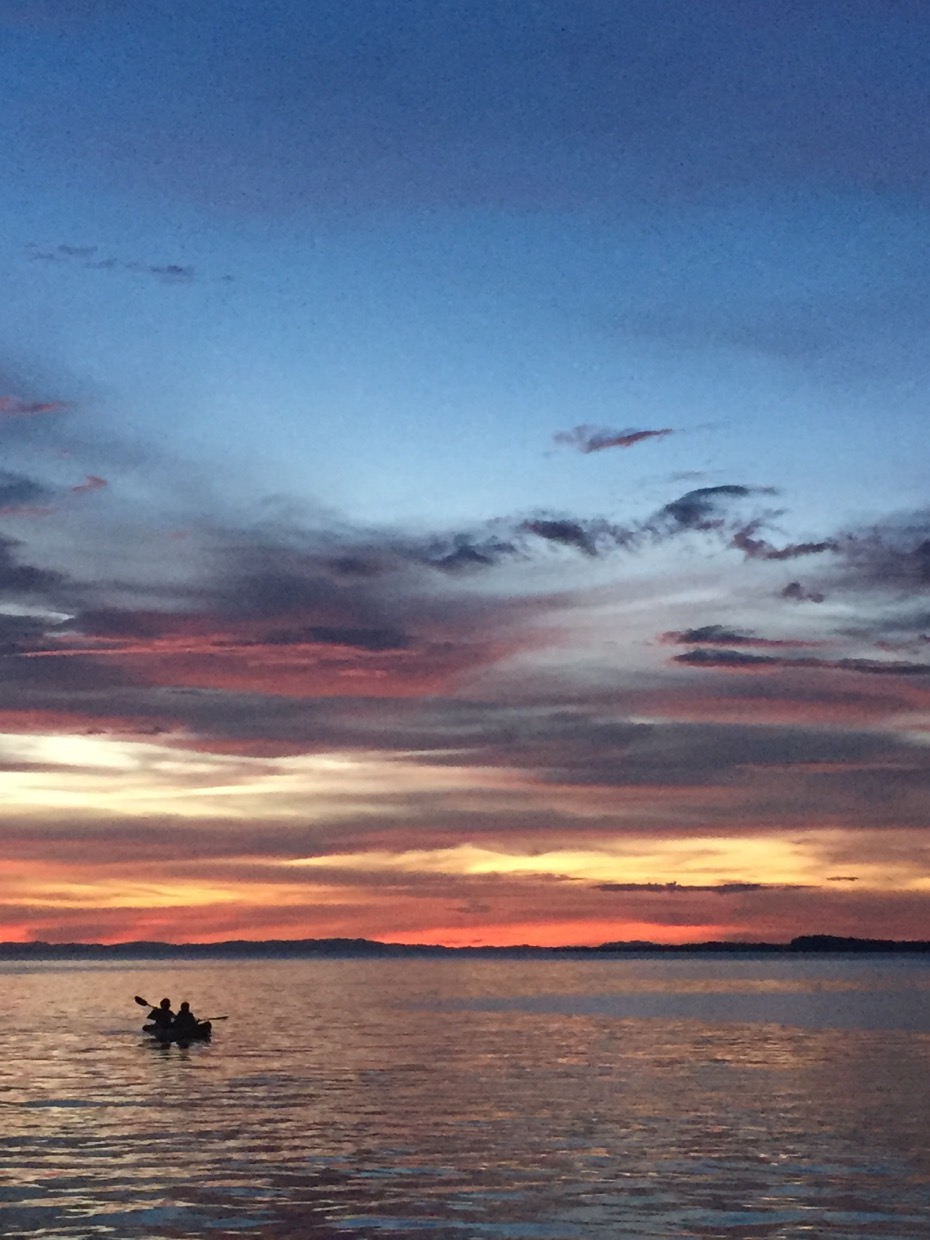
[134,996,227,1020]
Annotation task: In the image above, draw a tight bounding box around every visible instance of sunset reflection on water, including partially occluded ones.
[1,956,929,1237]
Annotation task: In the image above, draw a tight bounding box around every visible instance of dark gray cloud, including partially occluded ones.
[533,720,911,789]
[0,471,54,510]
[663,625,819,650]
[504,484,775,557]
[666,625,752,645]
[0,611,56,657]
[1,470,928,806]
[661,486,760,530]
[28,244,202,283]
[422,533,518,573]
[782,581,826,604]
[675,648,930,677]
[838,517,930,592]
[732,524,838,561]
[0,534,65,598]
[521,518,599,556]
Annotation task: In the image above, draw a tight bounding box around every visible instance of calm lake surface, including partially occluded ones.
[2,955,930,1239]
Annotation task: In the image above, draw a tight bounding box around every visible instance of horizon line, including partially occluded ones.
[1,934,929,956]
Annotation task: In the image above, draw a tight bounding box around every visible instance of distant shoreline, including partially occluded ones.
[1,934,929,960]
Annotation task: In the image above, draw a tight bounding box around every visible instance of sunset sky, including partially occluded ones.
[1,0,929,946]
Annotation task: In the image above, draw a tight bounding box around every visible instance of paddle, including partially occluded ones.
[134,996,227,1020]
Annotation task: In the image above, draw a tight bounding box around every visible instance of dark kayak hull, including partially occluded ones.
[143,1021,212,1044]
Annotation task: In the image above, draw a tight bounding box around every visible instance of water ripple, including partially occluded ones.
[1,957,929,1237]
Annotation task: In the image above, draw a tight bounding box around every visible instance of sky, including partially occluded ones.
[1,0,929,947]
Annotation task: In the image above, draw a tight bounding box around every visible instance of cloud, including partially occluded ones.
[0,395,70,418]
[0,523,538,708]
[660,485,763,531]
[71,474,107,493]
[836,516,930,592]
[554,425,673,454]
[26,245,214,284]
[782,581,826,604]
[520,518,599,556]
[408,485,784,570]
[0,468,928,855]
[596,881,795,895]
[732,524,839,561]
[663,625,820,650]
[0,534,66,599]
[0,471,55,513]
[466,483,781,562]
[771,513,930,608]
[424,533,518,573]
[674,648,930,677]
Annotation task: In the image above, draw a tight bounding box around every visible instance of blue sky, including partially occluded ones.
[1,0,929,945]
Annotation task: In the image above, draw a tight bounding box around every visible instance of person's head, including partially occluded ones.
[160,998,171,1009]
[179,1001,190,1012]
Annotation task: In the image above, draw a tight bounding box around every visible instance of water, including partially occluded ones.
[2,955,930,1238]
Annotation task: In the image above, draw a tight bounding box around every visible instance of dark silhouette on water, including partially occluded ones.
[4,934,930,960]
[148,997,174,1027]
[172,1001,200,1037]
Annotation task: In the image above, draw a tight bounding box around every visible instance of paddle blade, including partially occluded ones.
[134,995,150,1007]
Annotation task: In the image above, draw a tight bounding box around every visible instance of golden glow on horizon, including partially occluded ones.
[283,835,831,887]
[4,875,347,911]
[2,730,928,946]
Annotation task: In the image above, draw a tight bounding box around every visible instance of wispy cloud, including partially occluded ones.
[26,244,230,284]
[781,581,826,604]
[674,648,930,677]
[520,518,601,556]
[663,626,821,650]
[554,425,673,454]
[0,395,70,418]
[71,474,107,494]
[596,881,799,894]
[733,523,839,561]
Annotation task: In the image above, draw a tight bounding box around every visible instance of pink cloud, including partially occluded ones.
[72,475,107,493]
[555,425,674,453]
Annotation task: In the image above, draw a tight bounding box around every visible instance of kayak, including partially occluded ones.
[142,1020,212,1044]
